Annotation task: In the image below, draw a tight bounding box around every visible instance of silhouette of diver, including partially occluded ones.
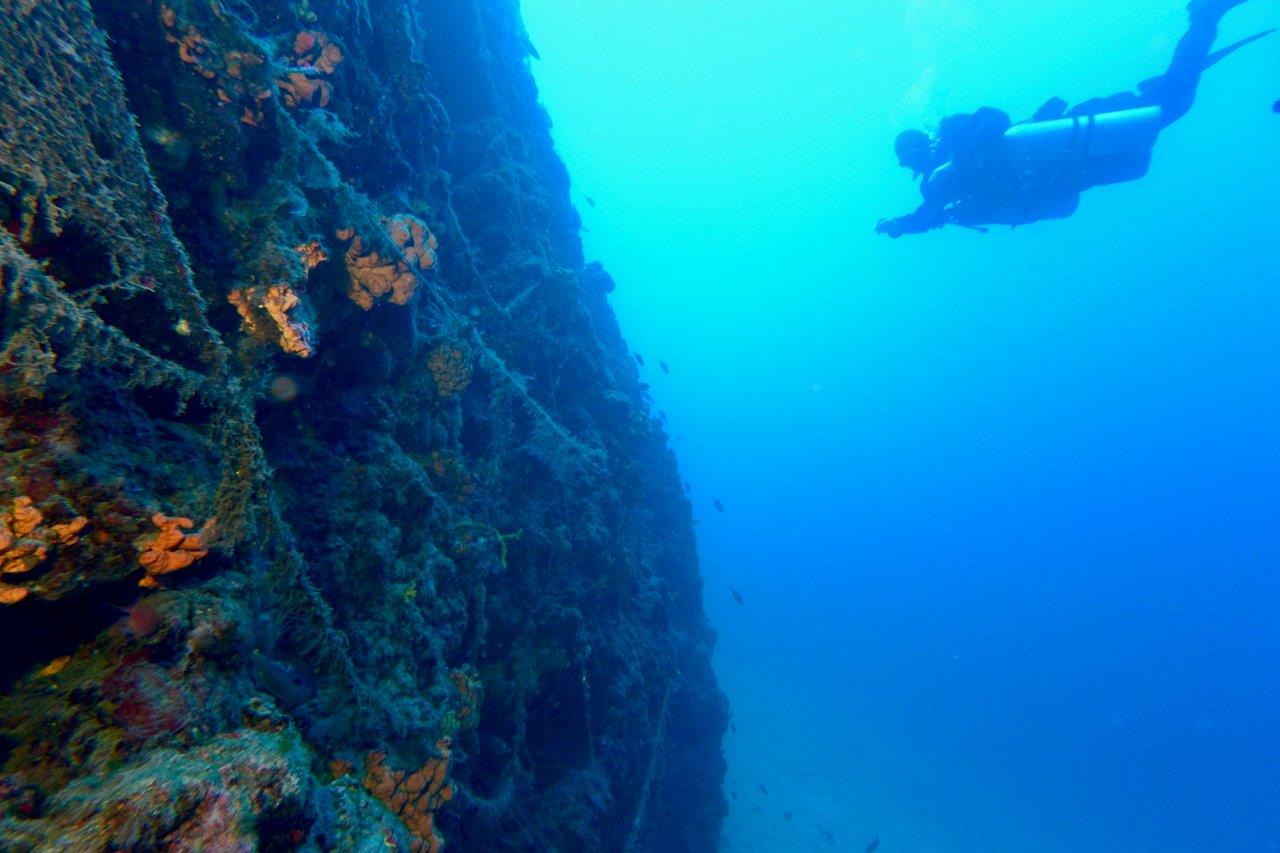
[876,0,1271,238]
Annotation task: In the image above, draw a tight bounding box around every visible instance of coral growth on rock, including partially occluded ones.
[0,730,317,850]
[0,0,726,849]
[277,71,332,109]
[277,30,343,110]
[159,3,273,126]
[295,240,328,272]
[136,514,209,588]
[0,496,88,605]
[427,344,471,398]
[291,30,344,75]
[364,742,454,853]
[428,452,476,504]
[337,215,438,309]
[228,284,315,357]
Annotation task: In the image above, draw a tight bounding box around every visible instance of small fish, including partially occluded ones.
[585,195,596,208]
[730,790,737,799]
[658,410,667,423]
[784,811,793,821]
[659,359,669,374]
[752,806,764,814]
[112,601,162,638]
[141,123,192,167]
[730,587,744,606]
[252,650,317,709]
[865,835,880,853]
[759,783,768,796]
[633,352,645,366]
[817,825,837,846]
[713,497,725,513]
[730,722,737,733]
[142,124,179,149]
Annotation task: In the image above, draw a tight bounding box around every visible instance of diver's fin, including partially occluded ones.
[1206,28,1275,69]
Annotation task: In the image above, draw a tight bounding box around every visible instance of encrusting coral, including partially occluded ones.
[8,498,43,539]
[387,216,437,271]
[228,285,315,358]
[136,514,210,588]
[428,452,476,504]
[427,345,471,398]
[160,5,214,79]
[337,215,438,310]
[0,584,28,605]
[277,30,344,110]
[277,72,332,109]
[363,741,454,853]
[0,497,88,605]
[294,240,328,272]
[159,4,273,126]
[448,669,481,727]
[291,30,344,75]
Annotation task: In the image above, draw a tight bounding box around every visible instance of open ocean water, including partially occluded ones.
[522,1,1279,850]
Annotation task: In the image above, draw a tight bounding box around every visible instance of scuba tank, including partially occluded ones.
[1004,106,1163,188]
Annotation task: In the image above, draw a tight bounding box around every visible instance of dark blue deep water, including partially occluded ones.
[522,1,1280,849]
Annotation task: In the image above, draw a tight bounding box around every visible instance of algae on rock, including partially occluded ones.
[0,0,727,850]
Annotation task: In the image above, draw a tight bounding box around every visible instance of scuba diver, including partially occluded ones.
[876,0,1271,238]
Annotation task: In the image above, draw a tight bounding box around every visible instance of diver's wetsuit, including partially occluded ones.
[1071,0,1247,125]
[881,107,1016,235]
[878,0,1254,237]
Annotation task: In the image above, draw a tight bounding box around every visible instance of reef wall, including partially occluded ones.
[0,0,727,849]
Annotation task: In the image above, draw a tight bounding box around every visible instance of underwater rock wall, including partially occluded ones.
[0,0,727,849]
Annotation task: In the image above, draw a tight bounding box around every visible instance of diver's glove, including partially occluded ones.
[875,218,904,239]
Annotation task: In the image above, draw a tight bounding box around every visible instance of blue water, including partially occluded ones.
[520,1,1280,849]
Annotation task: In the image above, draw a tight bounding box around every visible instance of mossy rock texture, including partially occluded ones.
[0,1,727,849]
